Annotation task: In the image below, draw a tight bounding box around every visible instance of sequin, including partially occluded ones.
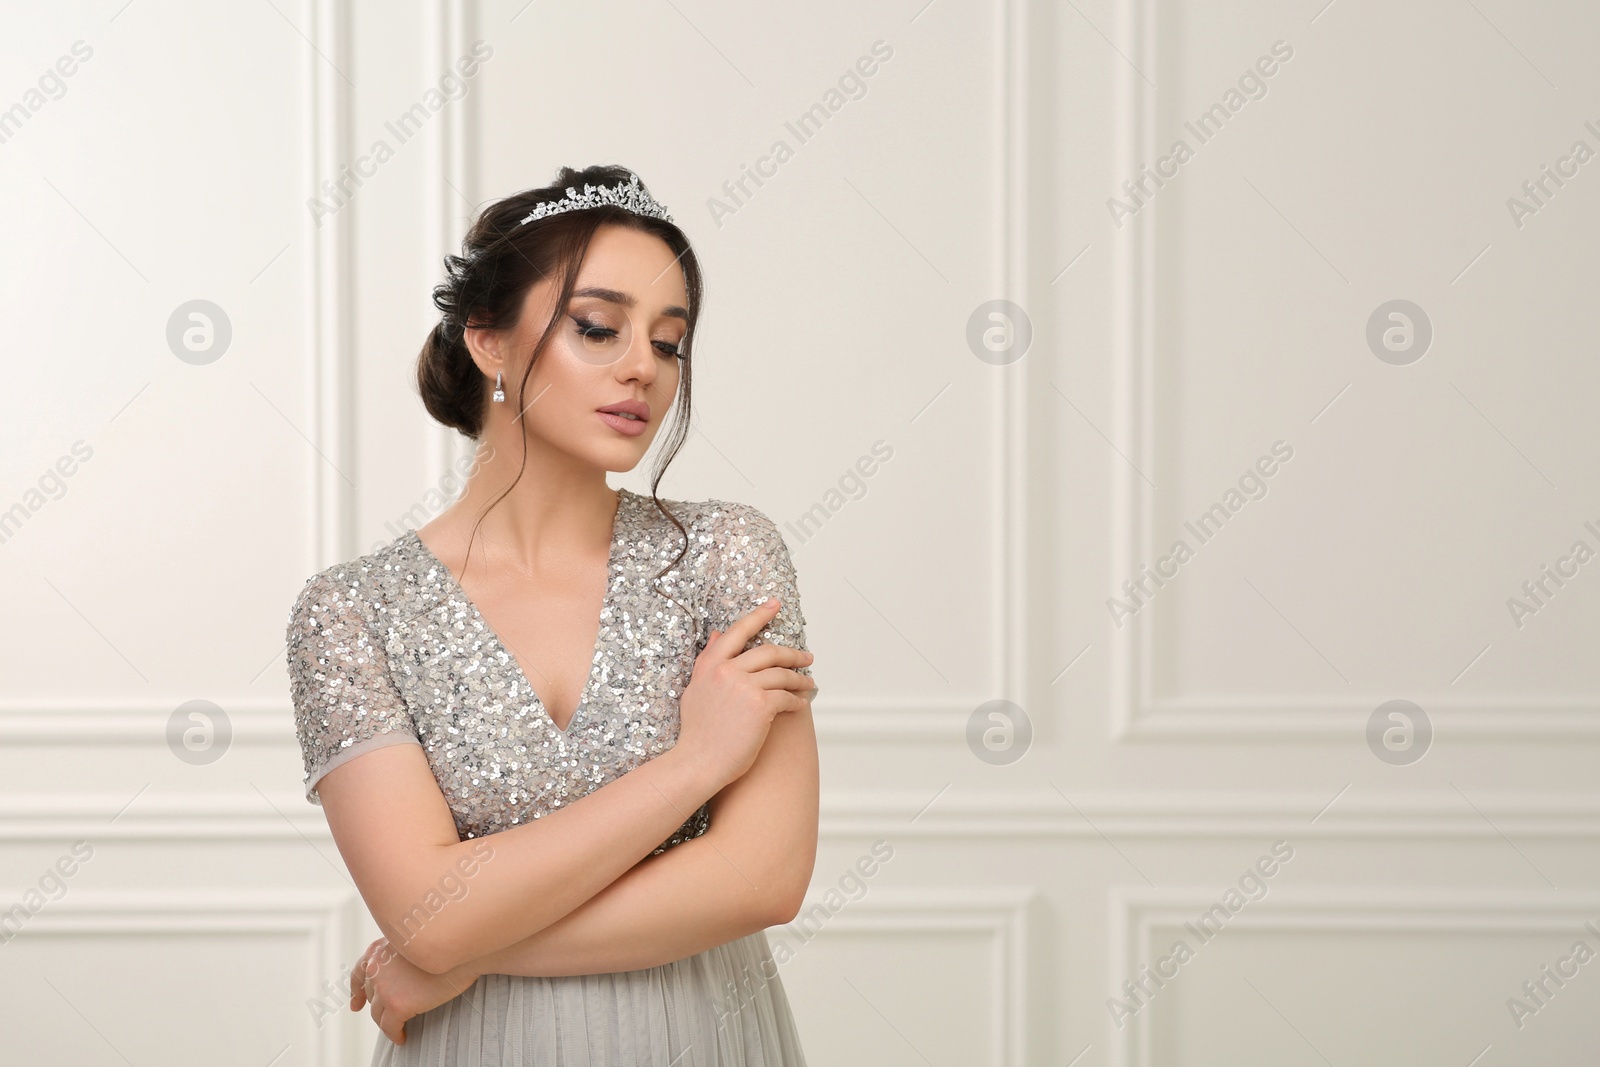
[284,488,811,856]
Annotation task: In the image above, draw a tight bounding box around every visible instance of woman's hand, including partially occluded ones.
[349,936,480,1045]
[678,598,817,790]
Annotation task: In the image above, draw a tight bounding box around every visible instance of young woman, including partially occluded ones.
[284,165,819,1065]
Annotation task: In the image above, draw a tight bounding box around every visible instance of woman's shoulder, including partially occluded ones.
[627,489,788,548]
[284,531,418,633]
[640,492,809,642]
[626,486,776,527]
[628,491,800,600]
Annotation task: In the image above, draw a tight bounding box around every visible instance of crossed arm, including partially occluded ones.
[450,695,818,980]
[296,506,819,999]
[315,671,818,979]
[339,698,818,1043]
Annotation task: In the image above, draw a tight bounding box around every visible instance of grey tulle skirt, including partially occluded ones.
[370,929,807,1066]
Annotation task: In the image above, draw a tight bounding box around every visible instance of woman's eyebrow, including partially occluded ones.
[573,286,689,323]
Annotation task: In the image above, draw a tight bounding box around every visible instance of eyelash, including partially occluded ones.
[572,316,685,360]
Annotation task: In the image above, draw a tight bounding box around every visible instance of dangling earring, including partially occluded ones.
[492,370,505,404]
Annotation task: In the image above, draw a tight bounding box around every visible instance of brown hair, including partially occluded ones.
[415,164,701,596]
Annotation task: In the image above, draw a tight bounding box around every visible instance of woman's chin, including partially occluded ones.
[588,440,651,473]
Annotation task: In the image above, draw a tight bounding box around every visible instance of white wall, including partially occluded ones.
[2,0,1598,1063]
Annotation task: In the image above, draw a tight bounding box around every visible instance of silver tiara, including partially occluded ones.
[517,173,674,227]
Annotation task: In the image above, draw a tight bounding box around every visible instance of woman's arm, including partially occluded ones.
[449,696,818,979]
[298,581,808,977]
[347,698,818,1044]
[292,500,816,981]
[317,732,720,976]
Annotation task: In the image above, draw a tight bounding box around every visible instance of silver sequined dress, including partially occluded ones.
[285,489,812,1066]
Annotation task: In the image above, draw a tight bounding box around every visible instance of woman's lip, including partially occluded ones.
[598,410,648,437]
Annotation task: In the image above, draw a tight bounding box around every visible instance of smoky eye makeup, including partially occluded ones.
[564,311,685,362]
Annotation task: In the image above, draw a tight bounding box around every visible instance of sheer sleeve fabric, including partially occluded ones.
[699,501,814,686]
[285,570,420,805]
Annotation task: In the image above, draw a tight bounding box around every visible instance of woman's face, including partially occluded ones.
[478,223,689,472]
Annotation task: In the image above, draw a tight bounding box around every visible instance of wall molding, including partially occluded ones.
[1108,887,1600,1067]
[303,0,355,565]
[10,790,1600,841]
[815,789,1600,839]
[1103,0,1600,743]
[425,0,477,495]
[0,699,976,743]
[1123,695,1600,741]
[774,887,1037,1067]
[858,695,1576,742]
[0,702,288,744]
[5,887,363,1067]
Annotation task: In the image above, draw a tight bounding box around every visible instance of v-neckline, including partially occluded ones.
[407,488,633,737]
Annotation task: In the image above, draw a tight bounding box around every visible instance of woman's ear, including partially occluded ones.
[462,323,503,380]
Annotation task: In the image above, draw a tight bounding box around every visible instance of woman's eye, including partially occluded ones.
[572,316,617,341]
[571,315,683,359]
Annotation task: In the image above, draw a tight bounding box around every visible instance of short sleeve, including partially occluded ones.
[699,502,814,684]
[285,571,420,805]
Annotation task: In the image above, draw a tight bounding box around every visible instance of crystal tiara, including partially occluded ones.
[516,172,674,227]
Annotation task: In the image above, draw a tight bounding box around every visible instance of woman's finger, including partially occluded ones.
[748,665,820,692]
[700,599,781,663]
[728,642,812,672]
[780,688,814,713]
[362,952,380,1010]
[350,938,380,1010]
[373,998,407,1045]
